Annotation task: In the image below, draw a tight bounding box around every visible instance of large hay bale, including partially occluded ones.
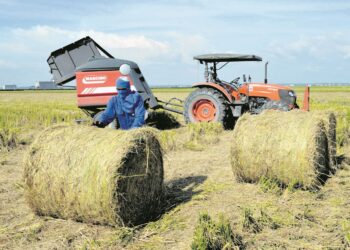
[285,110,337,170]
[231,110,330,189]
[23,125,164,226]
[314,111,337,171]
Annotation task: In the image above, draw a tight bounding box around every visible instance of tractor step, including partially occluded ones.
[230,106,242,117]
[232,100,248,105]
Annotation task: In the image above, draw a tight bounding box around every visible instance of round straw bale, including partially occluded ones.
[231,110,330,189]
[23,125,163,226]
[313,111,337,171]
[285,110,337,171]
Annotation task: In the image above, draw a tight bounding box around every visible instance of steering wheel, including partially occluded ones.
[230,77,240,85]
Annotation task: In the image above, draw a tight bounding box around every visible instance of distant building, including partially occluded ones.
[2,84,17,90]
[35,81,57,90]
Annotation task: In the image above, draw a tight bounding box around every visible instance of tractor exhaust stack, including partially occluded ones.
[264,61,269,84]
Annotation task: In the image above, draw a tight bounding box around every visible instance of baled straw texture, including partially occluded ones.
[231,110,330,189]
[23,125,163,226]
[287,110,337,171]
[313,111,337,171]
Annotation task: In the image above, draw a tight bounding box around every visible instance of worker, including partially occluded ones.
[93,76,146,129]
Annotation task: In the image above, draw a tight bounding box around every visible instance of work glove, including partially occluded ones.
[92,120,105,128]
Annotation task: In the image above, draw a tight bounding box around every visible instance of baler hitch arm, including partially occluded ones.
[157,97,184,114]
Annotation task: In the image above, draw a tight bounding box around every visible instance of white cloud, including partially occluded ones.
[338,45,350,59]
[0,25,210,65]
[7,26,170,62]
[0,25,210,84]
[0,59,17,69]
[267,34,350,61]
[1,1,350,84]
[164,32,210,64]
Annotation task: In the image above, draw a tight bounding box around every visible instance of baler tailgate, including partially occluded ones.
[47,36,113,85]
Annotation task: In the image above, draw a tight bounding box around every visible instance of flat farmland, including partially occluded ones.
[0,86,350,249]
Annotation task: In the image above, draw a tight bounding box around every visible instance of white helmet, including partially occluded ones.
[119,64,131,76]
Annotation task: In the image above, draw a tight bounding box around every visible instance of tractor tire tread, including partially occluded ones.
[183,87,233,129]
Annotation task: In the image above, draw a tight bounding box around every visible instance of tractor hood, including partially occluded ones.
[247,83,293,91]
[239,83,296,101]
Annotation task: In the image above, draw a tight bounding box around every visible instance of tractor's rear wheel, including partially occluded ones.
[183,87,233,129]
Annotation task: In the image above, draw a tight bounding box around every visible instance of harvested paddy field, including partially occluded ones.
[0,87,350,249]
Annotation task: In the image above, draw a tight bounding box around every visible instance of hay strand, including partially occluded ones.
[23,125,164,226]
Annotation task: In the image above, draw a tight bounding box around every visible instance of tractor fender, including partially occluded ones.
[192,82,233,102]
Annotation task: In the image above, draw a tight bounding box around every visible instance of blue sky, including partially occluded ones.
[1,0,350,86]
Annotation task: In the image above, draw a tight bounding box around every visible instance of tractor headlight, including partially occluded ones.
[288,91,295,97]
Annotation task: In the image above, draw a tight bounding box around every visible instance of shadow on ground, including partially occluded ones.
[146,110,181,130]
[336,154,350,166]
[162,175,207,212]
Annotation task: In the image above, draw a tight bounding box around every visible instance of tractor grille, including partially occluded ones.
[278,89,297,106]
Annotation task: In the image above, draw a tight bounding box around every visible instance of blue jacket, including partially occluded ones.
[98,92,146,130]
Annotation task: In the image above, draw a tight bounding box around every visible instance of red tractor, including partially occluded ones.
[183,54,307,129]
[47,37,308,128]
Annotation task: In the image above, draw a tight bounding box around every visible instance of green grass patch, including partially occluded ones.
[144,206,187,234]
[158,130,179,151]
[242,208,280,233]
[0,128,18,151]
[342,220,350,247]
[81,239,101,250]
[258,177,283,195]
[242,208,262,233]
[293,86,350,93]
[191,212,243,250]
[0,92,87,149]
[184,122,223,151]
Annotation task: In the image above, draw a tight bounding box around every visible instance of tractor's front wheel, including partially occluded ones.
[183,87,233,129]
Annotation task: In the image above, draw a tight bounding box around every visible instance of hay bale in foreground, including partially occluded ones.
[24,125,163,226]
[231,110,330,189]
